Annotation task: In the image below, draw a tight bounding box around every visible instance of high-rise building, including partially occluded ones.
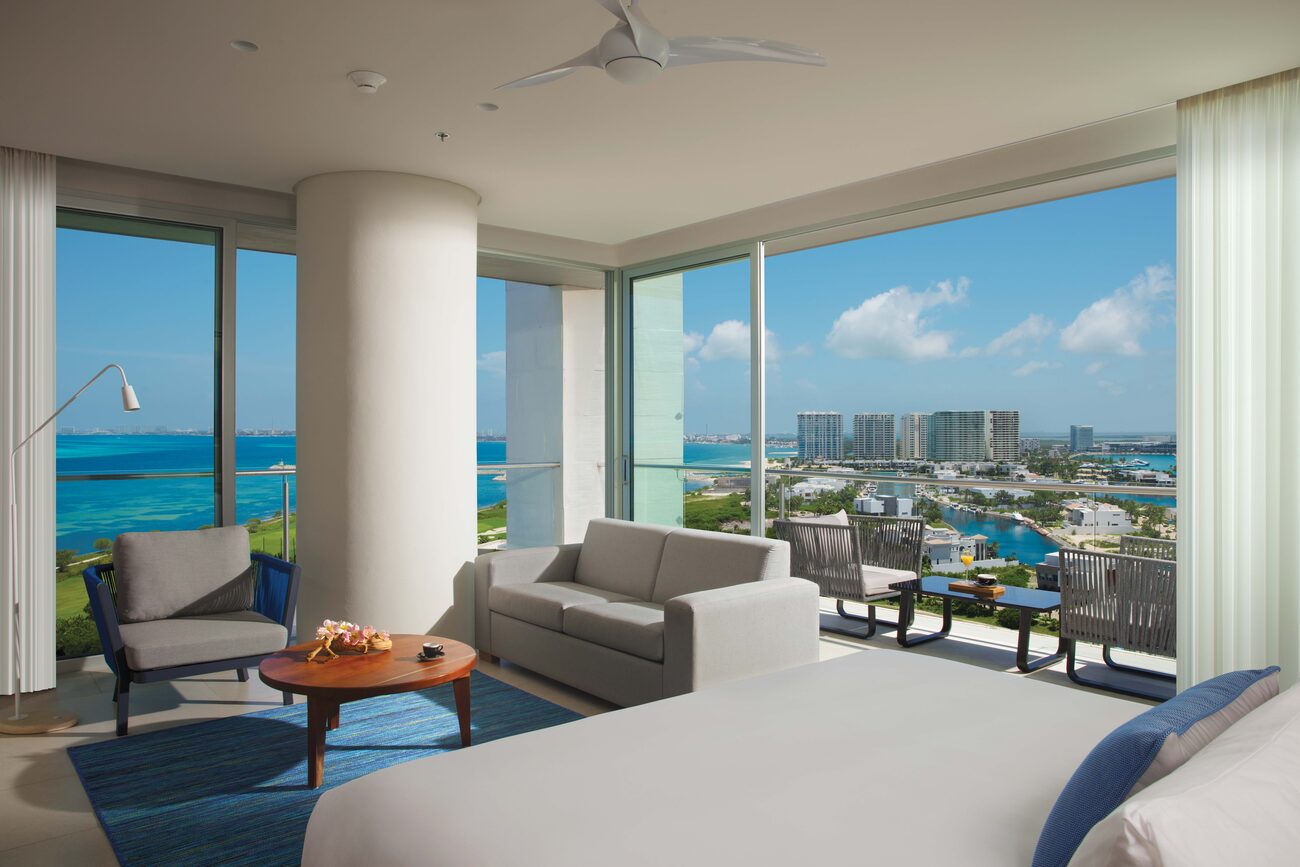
[989,410,1020,462]
[852,413,895,460]
[927,411,990,462]
[1069,424,1094,453]
[899,412,930,459]
[797,411,843,461]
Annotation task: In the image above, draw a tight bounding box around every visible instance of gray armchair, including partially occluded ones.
[773,514,925,639]
[1057,547,1175,700]
[84,526,301,736]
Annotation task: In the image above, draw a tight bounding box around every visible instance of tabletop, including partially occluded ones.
[889,575,1062,612]
[259,633,477,700]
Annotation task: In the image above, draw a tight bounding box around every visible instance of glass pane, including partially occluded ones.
[235,248,297,560]
[477,277,508,549]
[765,178,1176,598]
[55,211,220,657]
[630,257,752,534]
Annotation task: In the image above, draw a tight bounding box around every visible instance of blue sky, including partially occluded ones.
[55,230,295,431]
[57,177,1173,439]
[676,178,1176,436]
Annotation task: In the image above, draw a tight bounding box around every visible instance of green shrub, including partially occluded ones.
[996,607,1022,630]
[56,614,101,658]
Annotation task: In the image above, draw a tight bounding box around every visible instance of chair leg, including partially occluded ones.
[236,668,249,682]
[282,691,294,706]
[115,677,131,737]
[1102,646,1177,681]
[1068,640,1174,701]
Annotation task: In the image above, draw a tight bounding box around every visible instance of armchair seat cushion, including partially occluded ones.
[861,565,917,597]
[489,582,638,632]
[118,610,287,671]
[564,602,666,661]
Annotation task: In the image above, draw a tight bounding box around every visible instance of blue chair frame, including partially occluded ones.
[84,553,302,736]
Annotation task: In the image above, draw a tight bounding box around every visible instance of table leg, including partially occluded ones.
[1015,610,1068,673]
[453,676,472,747]
[307,697,327,788]
[896,592,952,648]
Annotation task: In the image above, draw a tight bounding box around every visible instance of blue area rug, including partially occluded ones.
[68,671,583,865]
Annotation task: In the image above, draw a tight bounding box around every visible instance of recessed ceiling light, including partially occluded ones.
[477,102,499,112]
[230,40,259,53]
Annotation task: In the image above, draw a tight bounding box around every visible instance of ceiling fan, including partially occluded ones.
[499,0,827,89]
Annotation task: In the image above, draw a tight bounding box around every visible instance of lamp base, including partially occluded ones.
[0,707,79,735]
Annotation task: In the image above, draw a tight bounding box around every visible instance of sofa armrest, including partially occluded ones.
[663,577,820,698]
[474,544,582,654]
[83,565,126,676]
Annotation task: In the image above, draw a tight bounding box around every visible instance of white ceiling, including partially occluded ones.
[2,0,1297,245]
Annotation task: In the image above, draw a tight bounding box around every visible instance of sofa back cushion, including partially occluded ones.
[113,527,255,623]
[575,519,672,600]
[651,528,791,603]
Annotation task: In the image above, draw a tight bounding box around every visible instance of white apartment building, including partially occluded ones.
[990,410,1020,462]
[1064,502,1135,534]
[899,412,930,459]
[852,412,895,460]
[797,411,844,461]
[1070,424,1095,452]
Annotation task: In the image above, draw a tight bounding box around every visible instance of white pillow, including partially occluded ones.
[1131,669,1278,794]
[794,509,849,526]
[1071,680,1300,866]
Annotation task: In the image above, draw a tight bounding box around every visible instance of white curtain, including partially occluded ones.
[1177,68,1300,689]
[1,147,57,695]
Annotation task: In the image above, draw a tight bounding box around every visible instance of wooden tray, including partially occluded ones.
[949,581,1005,599]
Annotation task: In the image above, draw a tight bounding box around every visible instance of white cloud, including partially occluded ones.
[683,332,704,354]
[477,350,505,376]
[985,314,1055,356]
[1060,265,1174,356]
[1012,360,1054,377]
[1096,379,1126,396]
[695,320,788,363]
[825,278,968,361]
[1085,361,1104,375]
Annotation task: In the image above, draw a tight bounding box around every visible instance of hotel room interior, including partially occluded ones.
[1,1,1298,864]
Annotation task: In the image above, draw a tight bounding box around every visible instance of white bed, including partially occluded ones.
[303,651,1141,866]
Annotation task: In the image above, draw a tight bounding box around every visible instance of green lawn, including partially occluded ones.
[478,502,507,533]
[683,491,749,532]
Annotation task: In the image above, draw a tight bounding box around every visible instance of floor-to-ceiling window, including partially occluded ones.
[53,210,221,657]
[627,256,753,534]
[235,248,296,560]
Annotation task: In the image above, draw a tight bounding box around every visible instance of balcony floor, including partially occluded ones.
[0,605,1162,864]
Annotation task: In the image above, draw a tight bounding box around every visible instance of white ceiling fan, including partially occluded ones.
[500,0,827,89]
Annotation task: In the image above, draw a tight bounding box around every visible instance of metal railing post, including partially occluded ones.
[281,473,291,561]
[779,478,786,519]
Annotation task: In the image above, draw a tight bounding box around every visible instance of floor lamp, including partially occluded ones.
[2,364,139,735]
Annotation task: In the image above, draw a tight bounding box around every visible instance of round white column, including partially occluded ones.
[295,172,479,640]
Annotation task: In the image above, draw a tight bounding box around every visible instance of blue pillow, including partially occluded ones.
[1032,666,1280,867]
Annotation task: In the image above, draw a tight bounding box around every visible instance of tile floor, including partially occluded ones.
[0,606,1160,866]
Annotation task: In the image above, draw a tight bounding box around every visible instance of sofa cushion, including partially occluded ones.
[490,582,638,632]
[861,565,916,597]
[118,610,287,671]
[575,519,672,600]
[651,528,790,604]
[113,526,255,623]
[564,602,665,661]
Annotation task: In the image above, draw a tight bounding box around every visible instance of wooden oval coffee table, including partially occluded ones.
[259,633,476,788]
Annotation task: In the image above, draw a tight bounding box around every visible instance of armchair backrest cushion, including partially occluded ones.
[113,526,255,623]
[575,519,672,600]
[651,528,791,603]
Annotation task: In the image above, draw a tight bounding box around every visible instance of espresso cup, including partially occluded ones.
[421,642,444,659]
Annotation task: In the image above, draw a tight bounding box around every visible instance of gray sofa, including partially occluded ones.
[475,519,818,706]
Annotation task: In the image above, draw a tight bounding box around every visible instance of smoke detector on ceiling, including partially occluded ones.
[348,70,388,93]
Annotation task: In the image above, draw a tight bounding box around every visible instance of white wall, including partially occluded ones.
[295,171,478,641]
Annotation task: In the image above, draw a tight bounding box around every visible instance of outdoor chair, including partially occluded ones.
[83,526,301,735]
[1057,547,1175,700]
[774,514,924,639]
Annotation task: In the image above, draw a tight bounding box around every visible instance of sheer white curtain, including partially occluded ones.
[1177,68,1300,689]
[1,147,57,695]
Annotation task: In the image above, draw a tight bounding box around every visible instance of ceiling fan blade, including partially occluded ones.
[498,48,602,89]
[595,0,655,54]
[666,36,827,68]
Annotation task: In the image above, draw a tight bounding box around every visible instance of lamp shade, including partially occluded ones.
[121,384,140,412]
